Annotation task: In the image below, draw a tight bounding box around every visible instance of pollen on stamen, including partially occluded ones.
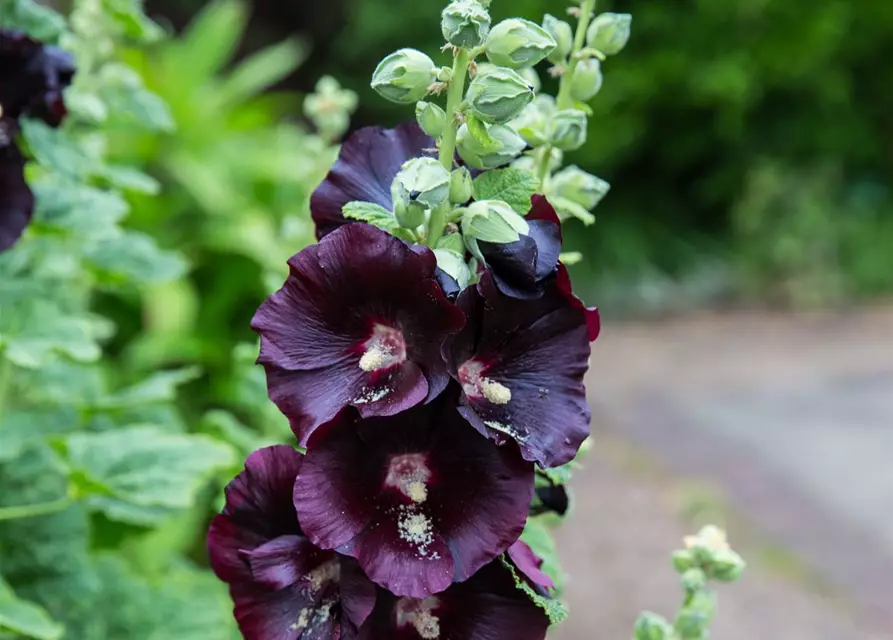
[481,378,512,405]
[359,346,390,372]
[357,323,407,372]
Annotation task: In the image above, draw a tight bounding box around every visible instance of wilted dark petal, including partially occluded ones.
[0,140,34,253]
[533,481,569,517]
[356,560,549,640]
[252,223,465,446]
[507,540,554,591]
[0,29,75,125]
[479,196,562,300]
[310,123,435,239]
[556,264,601,341]
[293,397,534,598]
[446,274,592,468]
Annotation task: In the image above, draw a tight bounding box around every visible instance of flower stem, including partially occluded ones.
[556,0,596,110]
[428,48,472,247]
[535,146,552,191]
[0,497,72,522]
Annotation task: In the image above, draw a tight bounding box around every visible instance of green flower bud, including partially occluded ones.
[394,199,427,229]
[680,568,707,593]
[519,67,541,94]
[415,101,447,137]
[467,66,535,124]
[671,549,695,574]
[570,58,604,102]
[586,12,632,56]
[441,0,491,49]
[462,199,529,244]
[371,48,437,104]
[391,157,451,210]
[450,167,474,204]
[550,109,587,151]
[708,549,747,583]
[485,18,557,69]
[634,613,673,640]
[549,165,610,210]
[510,95,555,147]
[457,123,526,169]
[674,590,717,637]
[543,14,573,64]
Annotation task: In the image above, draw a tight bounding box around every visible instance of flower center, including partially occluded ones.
[395,597,441,639]
[457,359,511,405]
[358,324,407,372]
[385,453,432,504]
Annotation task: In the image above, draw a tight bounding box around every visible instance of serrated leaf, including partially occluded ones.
[92,367,201,410]
[0,408,81,463]
[20,120,95,180]
[32,181,129,236]
[60,425,235,523]
[84,232,187,285]
[99,165,160,194]
[547,195,596,225]
[472,168,539,214]
[0,579,63,640]
[342,201,400,232]
[466,114,501,151]
[1,302,103,368]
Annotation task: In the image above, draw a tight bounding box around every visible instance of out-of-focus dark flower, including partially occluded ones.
[478,195,562,299]
[444,272,594,468]
[531,475,570,517]
[252,223,465,446]
[309,123,434,239]
[207,445,377,639]
[0,29,75,253]
[354,552,550,639]
[292,393,534,598]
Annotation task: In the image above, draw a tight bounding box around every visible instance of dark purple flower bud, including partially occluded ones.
[252,223,466,446]
[207,445,377,639]
[478,195,562,300]
[292,394,534,598]
[354,555,550,639]
[309,123,434,239]
[444,273,594,468]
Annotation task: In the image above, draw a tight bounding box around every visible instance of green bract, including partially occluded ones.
[550,166,611,211]
[462,199,530,244]
[485,18,557,69]
[450,167,474,204]
[416,100,447,137]
[456,122,527,169]
[510,94,556,147]
[441,0,491,48]
[466,66,535,124]
[587,12,633,56]
[371,48,437,104]
[543,14,574,64]
[391,157,452,209]
[570,58,604,101]
[394,200,427,229]
[551,109,588,151]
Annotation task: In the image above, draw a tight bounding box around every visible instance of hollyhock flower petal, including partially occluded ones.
[310,123,435,239]
[0,142,34,252]
[355,559,550,640]
[208,445,377,639]
[478,195,562,300]
[293,396,535,598]
[445,273,593,468]
[252,223,465,446]
[556,264,601,341]
[0,29,75,125]
[508,540,555,591]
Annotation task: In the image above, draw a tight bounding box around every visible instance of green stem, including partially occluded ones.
[556,0,597,110]
[535,146,553,191]
[0,498,72,522]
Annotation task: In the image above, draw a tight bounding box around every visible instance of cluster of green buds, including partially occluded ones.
[303,76,358,142]
[368,0,632,257]
[634,526,747,640]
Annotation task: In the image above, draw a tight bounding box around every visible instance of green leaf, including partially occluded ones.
[99,64,175,132]
[0,0,67,42]
[547,195,596,224]
[20,120,95,180]
[0,408,81,463]
[1,302,103,368]
[60,425,235,524]
[435,232,466,254]
[466,114,501,151]
[342,201,400,232]
[93,367,201,411]
[500,555,568,625]
[0,577,63,640]
[218,38,307,105]
[180,0,248,80]
[33,181,129,236]
[101,0,165,41]
[433,249,471,288]
[472,168,539,214]
[521,517,566,593]
[84,232,187,286]
[559,251,583,265]
[99,165,161,194]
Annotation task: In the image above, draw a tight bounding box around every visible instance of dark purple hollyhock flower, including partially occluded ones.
[310,123,434,239]
[0,29,75,252]
[252,223,465,446]
[208,445,377,639]
[293,394,534,598]
[507,540,555,593]
[477,195,563,300]
[444,272,594,469]
[556,263,601,342]
[354,554,550,640]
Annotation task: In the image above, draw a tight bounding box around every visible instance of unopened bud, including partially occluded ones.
[550,109,587,151]
[394,199,427,229]
[467,66,535,124]
[674,590,717,637]
[543,14,573,64]
[371,48,437,104]
[549,166,610,210]
[391,157,451,210]
[450,167,474,204]
[510,94,555,147]
[441,0,491,49]
[457,123,526,169]
[708,549,747,583]
[519,67,541,94]
[570,58,604,102]
[634,613,673,640]
[586,12,632,56]
[415,101,447,137]
[680,568,707,593]
[462,199,529,244]
[485,18,557,69]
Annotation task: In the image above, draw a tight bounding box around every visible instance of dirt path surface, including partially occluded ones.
[551,307,893,639]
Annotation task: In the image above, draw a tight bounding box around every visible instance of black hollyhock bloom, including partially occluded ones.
[292,393,534,599]
[354,548,551,640]
[207,445,377,639]
[0,29,75,252]
[444,272,597,469]
[309,123,434,239]
[531,471,570,517]
[252,223,465,446]
[507,540,555,594]
[477,195,563,300]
